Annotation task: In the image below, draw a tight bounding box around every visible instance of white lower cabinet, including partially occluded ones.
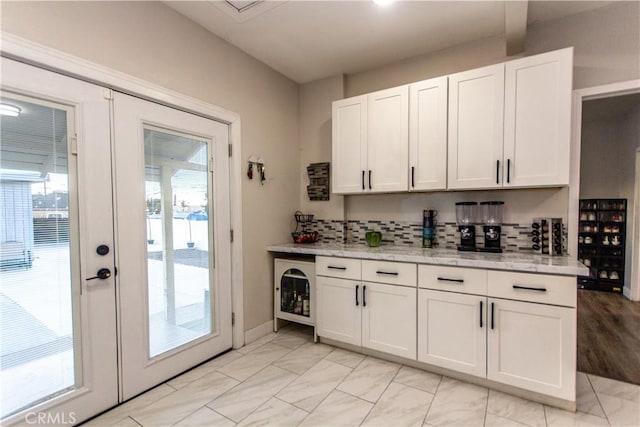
[362,282,416,359]
[316,276,361,346]
[487,298,576,400]
[417,267,576,401]
[417,289,486,377]
[316,257,417,359]
[317,257,576,402]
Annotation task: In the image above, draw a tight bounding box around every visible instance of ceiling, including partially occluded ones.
[0,96,69,176]
[165,0,616,83]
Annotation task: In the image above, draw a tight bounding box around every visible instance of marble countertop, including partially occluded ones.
[266,242,588,276]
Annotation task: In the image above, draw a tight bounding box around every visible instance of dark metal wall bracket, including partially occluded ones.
[307,162,330,201]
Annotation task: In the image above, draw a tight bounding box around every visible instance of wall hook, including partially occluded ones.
[247,156,266,185]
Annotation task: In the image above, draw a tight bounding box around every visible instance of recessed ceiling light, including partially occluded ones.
[373,0,395,6]
[0,104,21,117]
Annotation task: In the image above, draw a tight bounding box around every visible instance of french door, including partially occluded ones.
[0,57,118,424]
[0,59,233,424]
[113,92,232,400]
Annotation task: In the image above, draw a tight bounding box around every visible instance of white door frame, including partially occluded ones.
[569,79,640,300]
[0,32,245,347]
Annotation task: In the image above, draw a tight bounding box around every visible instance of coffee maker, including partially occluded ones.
[479,201,504,253]
[456,202,477,251]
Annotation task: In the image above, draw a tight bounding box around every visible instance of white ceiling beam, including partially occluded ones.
[505,0,529,56]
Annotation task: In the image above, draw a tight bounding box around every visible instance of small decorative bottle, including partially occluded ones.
[302,283,310,316]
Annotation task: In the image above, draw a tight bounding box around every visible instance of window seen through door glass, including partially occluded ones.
[0,94,79,418]
[143,127,213,357]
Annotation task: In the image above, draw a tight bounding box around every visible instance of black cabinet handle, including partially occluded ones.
[507,159,511,184]
[480,300,483,328]
[328,266,346,270]
[362,170,365,190]
[491,302,495,330]
[376,271,399,276]
[496,160,500,184]
[437,277,464,283]
[363,285,367,307]
[355,285,359,306]
[411,166,415,188]
[513,285,547,292]
[368,170,372,190]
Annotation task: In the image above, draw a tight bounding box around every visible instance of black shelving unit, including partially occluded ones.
[577,199,627,293]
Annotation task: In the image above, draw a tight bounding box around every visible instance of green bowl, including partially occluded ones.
[365,231,382,247]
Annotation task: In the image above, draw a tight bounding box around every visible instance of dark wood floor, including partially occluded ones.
[577,289,640,385]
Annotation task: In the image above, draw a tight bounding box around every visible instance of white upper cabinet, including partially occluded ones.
[367,86,409,192]
[332,49,573,194]
[503,48,573,187]
[409,77,448,191]
[447,64,505,190]
[332,87,408,194]
[332,95,368,194]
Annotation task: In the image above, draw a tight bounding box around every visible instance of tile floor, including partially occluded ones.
[86,325,640,427]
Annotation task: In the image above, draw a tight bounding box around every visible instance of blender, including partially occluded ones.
[455,202,477,251]
[479,201,504,253]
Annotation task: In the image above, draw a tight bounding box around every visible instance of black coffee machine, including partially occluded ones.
[479,201,504,253]
[455,202,477,251]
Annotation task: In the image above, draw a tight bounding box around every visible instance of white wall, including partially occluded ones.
[345,36,508,97]
[525,1,640,89]
[345,2,640,96]
[299,75,346,220]
[0,1,300,331]
[579,117,625,198]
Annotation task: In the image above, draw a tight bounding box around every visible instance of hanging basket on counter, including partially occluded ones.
[292,211,318,243]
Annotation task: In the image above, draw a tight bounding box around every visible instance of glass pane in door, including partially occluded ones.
[0,94,79,418]
[144,127,212,357]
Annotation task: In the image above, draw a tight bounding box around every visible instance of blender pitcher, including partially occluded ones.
[455,202,477,251]
[479,201,504,253]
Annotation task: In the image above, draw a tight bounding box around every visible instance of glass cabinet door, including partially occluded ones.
[280,268,310,317]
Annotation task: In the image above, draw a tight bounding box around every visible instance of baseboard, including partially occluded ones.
[244,320,273,344]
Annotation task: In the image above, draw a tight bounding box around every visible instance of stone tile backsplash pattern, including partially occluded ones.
[311,219,567,253]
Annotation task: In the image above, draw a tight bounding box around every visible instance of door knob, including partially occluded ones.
[86,268,112,281]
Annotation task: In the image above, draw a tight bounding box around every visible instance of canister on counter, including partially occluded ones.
[423,209,438,248]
